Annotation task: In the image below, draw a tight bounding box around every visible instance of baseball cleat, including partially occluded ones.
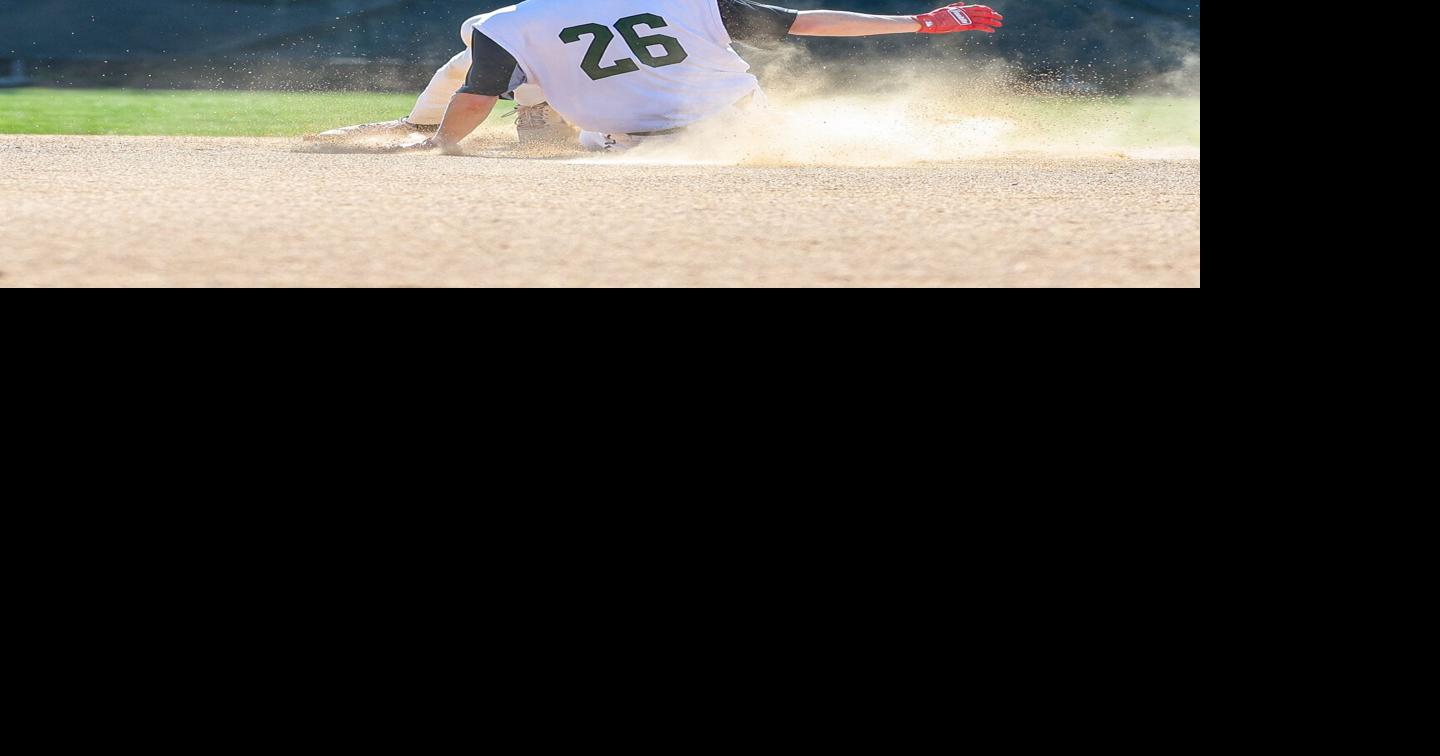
[307,118,439,142]
[515,102,578,146]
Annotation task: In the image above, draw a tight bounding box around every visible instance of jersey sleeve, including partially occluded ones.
[457,29,521,97]
[717,0,799,46]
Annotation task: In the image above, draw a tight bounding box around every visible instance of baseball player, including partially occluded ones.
[320,1,1004,151]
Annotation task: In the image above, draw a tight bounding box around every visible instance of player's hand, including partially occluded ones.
[387,138,463,156]
[389,138,446,153]
[915,4,1004,34]
[386,138,438,153]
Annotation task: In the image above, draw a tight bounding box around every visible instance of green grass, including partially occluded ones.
[0,87,1196,147]
[1008,95,1200,148]
[0,88,515,137]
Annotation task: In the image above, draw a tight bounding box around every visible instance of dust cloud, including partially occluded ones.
[583,51,1200,167]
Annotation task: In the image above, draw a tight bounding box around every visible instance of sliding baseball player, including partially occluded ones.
[315,1,1003,151]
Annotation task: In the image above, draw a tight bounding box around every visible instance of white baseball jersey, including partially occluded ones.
[477,0,762,134]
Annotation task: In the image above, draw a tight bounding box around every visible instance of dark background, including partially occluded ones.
[0,0,1200,91]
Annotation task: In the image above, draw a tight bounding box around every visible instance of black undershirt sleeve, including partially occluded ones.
[717,0,800,46]
[457,29,520,97]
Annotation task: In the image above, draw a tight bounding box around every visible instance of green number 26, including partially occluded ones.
[560,14,689,81]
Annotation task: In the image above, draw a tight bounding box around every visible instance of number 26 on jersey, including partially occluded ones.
[560,14,690,81]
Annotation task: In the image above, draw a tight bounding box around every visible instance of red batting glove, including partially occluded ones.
[915,4,1005,34]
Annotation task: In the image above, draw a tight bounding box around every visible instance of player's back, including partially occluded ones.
[478,0,760,134]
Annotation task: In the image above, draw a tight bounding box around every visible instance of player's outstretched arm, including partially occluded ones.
[422,93,499,155]
[433,93,499,153]
[789,4,1003,37]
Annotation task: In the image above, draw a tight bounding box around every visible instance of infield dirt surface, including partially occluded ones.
[0,134,1199,287]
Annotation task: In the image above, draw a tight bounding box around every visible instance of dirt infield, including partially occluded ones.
[0,135,1200,287]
